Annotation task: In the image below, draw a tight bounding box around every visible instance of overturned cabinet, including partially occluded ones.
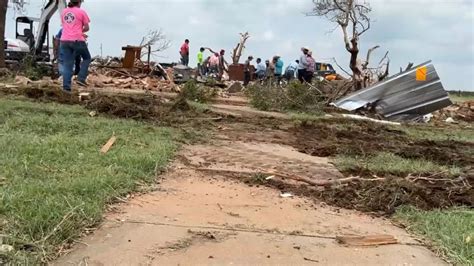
[333,61,452,121]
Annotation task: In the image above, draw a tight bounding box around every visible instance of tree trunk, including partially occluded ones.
[348,38,363,91]
[231,32,249,65]
[0,0,8,68]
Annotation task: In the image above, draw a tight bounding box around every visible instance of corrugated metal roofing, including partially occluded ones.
[333,61,452,121]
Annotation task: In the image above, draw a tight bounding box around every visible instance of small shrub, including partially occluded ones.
[19,55,52,81]
[245,83,283,111]
[246,81,326,114]
[181,80,218,103]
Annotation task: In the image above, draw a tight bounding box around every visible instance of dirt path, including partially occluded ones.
[56,140,445,265]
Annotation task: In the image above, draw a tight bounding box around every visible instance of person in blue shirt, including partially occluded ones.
[54,29,81,77]
[254,58,266,80]
[274,55,284,84]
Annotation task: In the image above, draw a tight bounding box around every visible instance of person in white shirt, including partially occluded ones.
[255,58,266,80]
[285,60,299,81]
[297,47,310,83]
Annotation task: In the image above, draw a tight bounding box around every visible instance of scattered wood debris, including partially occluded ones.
[100,136,117,154]
[432,100,474,123]
[336,235,398,246]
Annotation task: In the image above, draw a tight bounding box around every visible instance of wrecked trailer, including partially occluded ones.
[333,61,452,121]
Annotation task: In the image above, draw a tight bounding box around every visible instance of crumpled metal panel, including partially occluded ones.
[333,61,452,121]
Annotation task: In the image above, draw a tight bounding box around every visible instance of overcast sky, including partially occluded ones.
[6,0,474,91]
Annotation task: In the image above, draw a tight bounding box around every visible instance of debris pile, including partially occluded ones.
[432,100,474,123]
[88,57,178,92]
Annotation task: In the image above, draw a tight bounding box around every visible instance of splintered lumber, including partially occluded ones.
[100,136,117,154]
[336,235,398,246]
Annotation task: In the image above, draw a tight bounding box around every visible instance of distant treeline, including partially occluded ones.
[447,91,474,97]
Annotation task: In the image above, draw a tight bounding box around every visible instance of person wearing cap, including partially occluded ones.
[274,55,284,85]
[243,56,254,86]
[54,28,81,77]
[60,0,91,92]
[298,47,310,83]
[306,51,316,83]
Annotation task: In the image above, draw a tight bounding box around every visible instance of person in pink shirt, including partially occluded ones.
[209,53,219,75]
[60,0,91,92]
[180,39,190,66]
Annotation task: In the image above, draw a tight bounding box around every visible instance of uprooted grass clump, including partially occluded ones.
[292,118,474,169]
[245,81,326,114]
[280,117,474,213]
[0,98,178,264]
[181,80,218,103]
[85,92,164,120]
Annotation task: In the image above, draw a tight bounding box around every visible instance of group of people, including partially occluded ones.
[57,2,318,93]
[181,40,228,80]
[56,0,92,93]
[243,47,317,86]
[181,39,317,86]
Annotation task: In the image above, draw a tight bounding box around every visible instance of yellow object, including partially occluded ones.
[326,74,337,81]
[416,66,427,81]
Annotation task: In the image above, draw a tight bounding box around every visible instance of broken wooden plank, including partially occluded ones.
[336,235,398,246]
[100,136,117,154]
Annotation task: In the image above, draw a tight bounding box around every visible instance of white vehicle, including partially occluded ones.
[4,0,67,63]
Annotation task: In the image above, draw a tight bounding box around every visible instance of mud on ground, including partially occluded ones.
[217,116,473,214]
[3,85,473,215]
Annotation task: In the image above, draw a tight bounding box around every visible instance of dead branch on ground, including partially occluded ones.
[196,168,385,187]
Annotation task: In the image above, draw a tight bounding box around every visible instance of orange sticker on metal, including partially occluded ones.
[416,66,427,81]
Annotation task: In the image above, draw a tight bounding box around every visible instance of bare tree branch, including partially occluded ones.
[332,57,352,76]
[363,45,380,69]
[138,29,171,60]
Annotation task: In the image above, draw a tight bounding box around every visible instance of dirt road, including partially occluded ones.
[56,140,445,265]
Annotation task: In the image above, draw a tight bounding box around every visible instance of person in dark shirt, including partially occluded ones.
[243,56,253,86]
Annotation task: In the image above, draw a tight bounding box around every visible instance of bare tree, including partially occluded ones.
[231,32,250,65]
[139,29,171,60]
[309,0,372,90]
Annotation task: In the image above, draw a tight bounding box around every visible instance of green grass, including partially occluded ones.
[187,100,211,112]
[402,125,474,143]
[449,92,474,103]
[0,97,178,263]
[334,152,463,177]
[395,206,474,265]
[289,112,326,123]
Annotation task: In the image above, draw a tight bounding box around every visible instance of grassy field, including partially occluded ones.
[395,207,474,265]
[334,152,463,177]
[449,91,474,103]
[0,97,178,263]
